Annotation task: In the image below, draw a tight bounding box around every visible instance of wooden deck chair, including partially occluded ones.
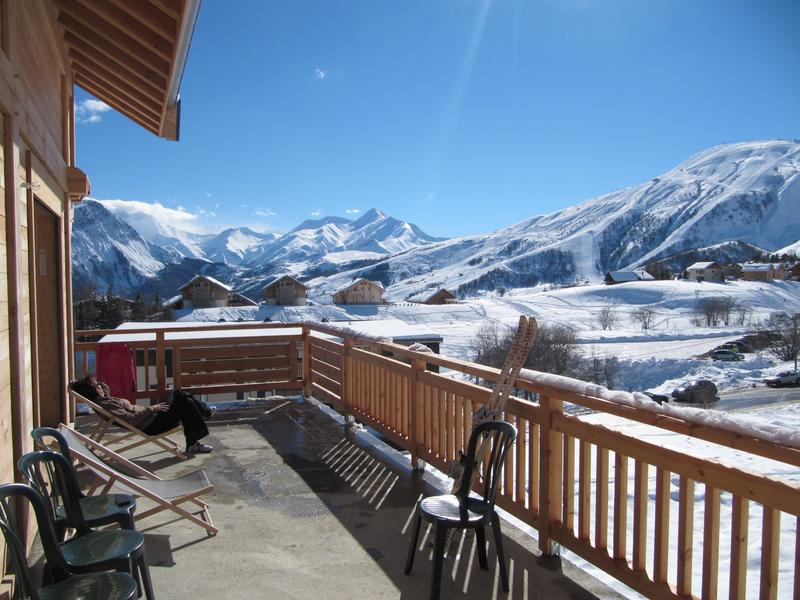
[57,424,218,536]
[70,388,187,460]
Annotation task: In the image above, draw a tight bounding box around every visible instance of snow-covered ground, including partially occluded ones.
[177,279,800,395]
[173,277,800,598]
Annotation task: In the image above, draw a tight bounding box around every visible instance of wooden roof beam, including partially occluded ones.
[74,73,162,131]
[71,58,163,118]
[107,0,177,43]
[148,0,184,21]
[55,1,171,78]
[67,47,165,106]
[61,23,168,90]
[72,0,173,61]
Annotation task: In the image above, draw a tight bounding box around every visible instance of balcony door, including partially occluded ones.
[33,199,64,426]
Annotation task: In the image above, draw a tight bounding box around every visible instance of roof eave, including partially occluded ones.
[160,0,201,141]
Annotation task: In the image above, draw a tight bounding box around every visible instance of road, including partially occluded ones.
[717,385,800,412]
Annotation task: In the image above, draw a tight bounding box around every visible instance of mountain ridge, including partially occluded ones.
[73,140,800,301]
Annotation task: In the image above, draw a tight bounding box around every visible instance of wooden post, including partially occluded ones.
[302,325,311,397]
[156,330,165,401]
[341,338,354,422]
[288,339,298,388]
[409,357,425,469]
[538,394,563,556]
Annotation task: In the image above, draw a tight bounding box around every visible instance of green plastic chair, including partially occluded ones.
[0,483,138,600]
[30,426,137,539]
[17,452,155,600]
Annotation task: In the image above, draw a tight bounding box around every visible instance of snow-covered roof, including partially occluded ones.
[178,274,233,292]
[407,288,455,303]
[230,292,258,307]
[605,270,654,283]
[740,263,775,272]
[265,275,308,290]
[99,321,301,344]
[162,294,183,308]
[333,278,385,295]
[316,318,442,344]
[687,261,721,270]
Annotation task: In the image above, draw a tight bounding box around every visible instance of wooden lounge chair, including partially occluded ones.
[70,388,187,460]
[57,424,218,536]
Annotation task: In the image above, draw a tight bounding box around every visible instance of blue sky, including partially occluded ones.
[75,0,800,238]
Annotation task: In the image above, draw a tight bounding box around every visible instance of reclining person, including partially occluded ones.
[73,375,215,453]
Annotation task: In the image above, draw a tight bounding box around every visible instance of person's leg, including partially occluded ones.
[143,394,209,447]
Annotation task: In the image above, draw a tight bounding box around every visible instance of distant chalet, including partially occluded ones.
[264,275,308,306]
[739,262,785,281]
[603,270,655,285]
[332,279,386,305]
[176,275,257,309]
[407,288,457,305]
[686,261,725,283]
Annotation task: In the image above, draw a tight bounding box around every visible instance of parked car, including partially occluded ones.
[672,380,718,404]
[714,343,739,352]
[764,371,800,387]
[711,349,745,361]
[730,339,755,353]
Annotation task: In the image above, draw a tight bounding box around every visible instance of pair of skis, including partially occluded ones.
[448,315,538,492]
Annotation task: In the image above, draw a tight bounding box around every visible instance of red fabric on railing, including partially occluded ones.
[96,342,137,403]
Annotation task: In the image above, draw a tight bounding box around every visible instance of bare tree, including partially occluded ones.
[734,303,753,326]
[762,313,800,370]
[602,355,620,389]
[526,324,579,375]
[632,307,655,330]
[695,296,738,327]
[597,303,618,330]
[472,321,513,369]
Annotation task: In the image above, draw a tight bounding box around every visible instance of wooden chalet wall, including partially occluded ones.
[0,1,74,594]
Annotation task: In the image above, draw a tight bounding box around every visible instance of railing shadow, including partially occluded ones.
[220,397,620,600]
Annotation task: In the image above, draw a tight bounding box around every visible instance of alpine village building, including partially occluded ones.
[0,0,201,587]
[176,275,257,309]
[264,275,308,306]
[332,278,385,305]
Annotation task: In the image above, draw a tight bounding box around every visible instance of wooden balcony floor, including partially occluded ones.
[114,396,623,600]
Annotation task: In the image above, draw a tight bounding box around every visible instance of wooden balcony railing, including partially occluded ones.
[75,322,800,600]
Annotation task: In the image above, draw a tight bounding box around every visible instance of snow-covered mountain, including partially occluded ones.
[243,208,444,268]
[72,140,800,301]
[96,199,208,260]
[72,200,176,296]
[311,140,800,300]
[200,227,279,265]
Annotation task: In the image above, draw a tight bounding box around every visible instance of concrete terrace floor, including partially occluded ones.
[99,397,625,600]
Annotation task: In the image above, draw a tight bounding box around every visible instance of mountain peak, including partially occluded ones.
[351,208,388,228]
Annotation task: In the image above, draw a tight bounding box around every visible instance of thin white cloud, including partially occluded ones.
[427,193,436,201]
[314,67,328,80]
[95,198,207,234]
[310,209,321,217]
[254,208,277,217]
[75,99,111,124]
[345,208,360,214]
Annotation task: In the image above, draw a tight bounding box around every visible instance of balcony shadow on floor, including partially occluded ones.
[205,396,622,600]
